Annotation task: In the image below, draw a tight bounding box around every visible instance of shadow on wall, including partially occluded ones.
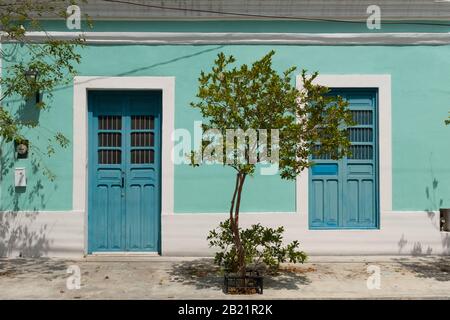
[396,155,449,256]
[15,99,41,127]
[0,211,52,258]
[411,241,434,256]
[1,46,227,258]
[442,233,450,255]
[397,155,448,255]
[399,230,450,256]
[0,101,55,257]
[2,45,227,105]
[0,144,53,257]
[424,153,444,229]
[397,234,434,256]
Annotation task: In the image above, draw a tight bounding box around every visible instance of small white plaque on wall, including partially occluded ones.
[14,168,26,187]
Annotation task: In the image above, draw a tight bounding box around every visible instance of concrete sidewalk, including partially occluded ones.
[0,256,449,299]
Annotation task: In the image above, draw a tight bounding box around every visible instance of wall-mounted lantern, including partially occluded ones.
[24,68,40,104]
[14,139,29,159]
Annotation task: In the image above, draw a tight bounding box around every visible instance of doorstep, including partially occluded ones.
[82,254,208,262]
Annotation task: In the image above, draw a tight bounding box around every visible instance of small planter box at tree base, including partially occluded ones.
[223,270,264,295]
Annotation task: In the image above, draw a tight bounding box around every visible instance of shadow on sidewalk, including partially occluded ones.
[168,258,312,291]
[0,258,71,279]
[394,257,450,282]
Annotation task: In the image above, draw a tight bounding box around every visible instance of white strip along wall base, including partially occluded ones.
[162,211,449,256]
[0,210,447,257]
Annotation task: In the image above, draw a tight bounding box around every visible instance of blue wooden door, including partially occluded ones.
[309,89,379,229]
[88,91,161,252]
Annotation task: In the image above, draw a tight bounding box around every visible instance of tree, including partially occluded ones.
[190,51,353,275]
[0,0,87,178]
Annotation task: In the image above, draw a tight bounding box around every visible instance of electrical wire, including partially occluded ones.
[101,0,450,27]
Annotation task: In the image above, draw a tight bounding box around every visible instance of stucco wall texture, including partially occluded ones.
[1,21,450,213]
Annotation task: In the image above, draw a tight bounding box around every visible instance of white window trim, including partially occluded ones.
[72,77,175,240]
[295,74,392,216]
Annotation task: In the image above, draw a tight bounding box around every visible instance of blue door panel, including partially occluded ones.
[141,184,157,250]
[311,164,338,175]
[309,89,379,229]
[92,186,108,249]
[310,180,324,225]
[325,179,339,226]
[343,179,359,226]
[88,91,161,253]
[126,185,141,250]
[361,179,375,223]
[310,178,340,227]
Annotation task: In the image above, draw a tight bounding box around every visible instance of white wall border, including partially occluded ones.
[0,210,85,258]
[73,76,175,253]
[295,75,392,220]
[163,210,447,256]
[3,31,450,45]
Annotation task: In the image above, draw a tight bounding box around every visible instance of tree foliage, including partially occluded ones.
[208,219,307,274]
[191,50,353,179]
[191,51,354,275]
[0,0,87,179]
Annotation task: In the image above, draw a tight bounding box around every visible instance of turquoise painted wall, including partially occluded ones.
[2,21,450,212]
[0,92,74,211]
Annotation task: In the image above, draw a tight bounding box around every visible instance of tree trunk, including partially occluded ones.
[229,172,247,277]
[229,174,240,221]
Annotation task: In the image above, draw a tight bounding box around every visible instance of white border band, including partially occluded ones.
[3,32,450,45]
[295,74,392,217]
[72,77,175,232]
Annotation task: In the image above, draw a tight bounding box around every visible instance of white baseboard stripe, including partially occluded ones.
[162,211,448,256]
[2,210,447,257]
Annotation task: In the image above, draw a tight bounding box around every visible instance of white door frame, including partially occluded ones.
[295,74,392,220]
[72,76,175,254]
